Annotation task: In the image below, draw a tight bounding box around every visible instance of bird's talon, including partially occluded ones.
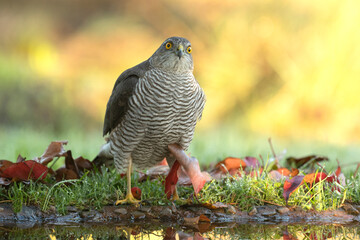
[116,193,141,205]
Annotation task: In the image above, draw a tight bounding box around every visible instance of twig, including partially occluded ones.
[353,163,360,178]
[268,138,280,168]
[0,200,12,204]
[243,195,283,207]
[316,162,328,174]
[259,154,265,167]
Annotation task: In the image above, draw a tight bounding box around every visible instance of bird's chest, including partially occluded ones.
[132,70,201,136]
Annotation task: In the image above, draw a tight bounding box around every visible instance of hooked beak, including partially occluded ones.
[176,44,184,59]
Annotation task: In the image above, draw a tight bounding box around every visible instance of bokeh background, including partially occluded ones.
[0,0,359,169]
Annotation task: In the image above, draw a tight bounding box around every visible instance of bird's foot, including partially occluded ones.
[171,188,180,201]
[115,193,141,205]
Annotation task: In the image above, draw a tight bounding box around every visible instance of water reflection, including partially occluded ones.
[0,223,359,239]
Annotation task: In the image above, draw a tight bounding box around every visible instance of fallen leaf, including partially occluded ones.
[55,168,78,182]
[283,175,305,203]
[0,160,14,172]
[16,154,26,163]
[290,168,299,177]
[131,187,142,200]
[283,172,329,203]
[277,168,291,176]
[243,156,260,169]
[286,155,328,168]
[303,172,328,186]
[1,160,50,181]
[215,157,246,174]
[64,151,80,177]
[36,141,68,165]
[269,170,283,182]
[74,157,94,173]
[202,202,228,210]
[0,177,11,186]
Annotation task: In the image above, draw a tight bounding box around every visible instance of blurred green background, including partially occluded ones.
[0,0,359,170]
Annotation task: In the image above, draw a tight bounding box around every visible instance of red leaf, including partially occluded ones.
[303,172,328,185]
[283,175,304,203]
[335,165,341,177]
[165,160,180,199]
[1,160,49,181]
[0,160,14,172]
[131,187,142,200]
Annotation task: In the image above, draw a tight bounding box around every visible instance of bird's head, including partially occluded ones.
[149,37,194,73]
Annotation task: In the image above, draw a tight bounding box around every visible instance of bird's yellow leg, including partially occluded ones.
[115,157,141,205]
[172,186,180,201]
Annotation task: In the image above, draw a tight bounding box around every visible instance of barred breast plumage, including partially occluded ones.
[111,68,205,173]
[95,37,205,204]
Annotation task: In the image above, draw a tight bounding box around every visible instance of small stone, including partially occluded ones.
[139,206,151,213]
[66,206,77,212]
[342,203,360,215]
[114,208,127,215]
[277,207,290,214]
[132,211,146,219]
[0,207,4,212]
[159,207,172,218]
[258,207,276,216]
[226,205,237,214]
[49,206,56,213]
[248,207,257,216]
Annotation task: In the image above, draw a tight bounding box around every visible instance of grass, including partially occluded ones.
[1,165,359,214]
[1,126,360,214]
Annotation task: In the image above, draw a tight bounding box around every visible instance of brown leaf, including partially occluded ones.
[74,157,94,173]
[202,202,228,210]
[64,150,80,178]
[16,154,26,163]
[55,168,79,181]
[36,141,68,165]
[286,155,328,168]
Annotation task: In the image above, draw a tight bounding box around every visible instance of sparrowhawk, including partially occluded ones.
[95,36,205,204]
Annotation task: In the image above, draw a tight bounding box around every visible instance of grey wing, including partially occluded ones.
[102,75,137,136]
[102,60,150,136]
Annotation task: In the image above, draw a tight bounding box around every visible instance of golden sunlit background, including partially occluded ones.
[0,0,359,166]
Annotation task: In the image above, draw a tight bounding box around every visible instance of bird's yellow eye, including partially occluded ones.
[165,42,172,49]
[187,46,192,53]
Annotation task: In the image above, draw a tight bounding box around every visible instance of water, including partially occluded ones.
[1,223,359,240]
